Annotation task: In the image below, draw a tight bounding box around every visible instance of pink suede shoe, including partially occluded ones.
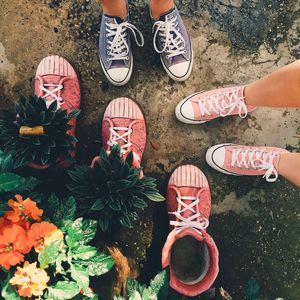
[162,165,219,297]
[34,55,81,169]
[175,86,256,124]
[91,97,146,169]
[206,144,289,182]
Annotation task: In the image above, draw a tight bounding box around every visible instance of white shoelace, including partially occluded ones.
[231,148,280,182]
[39,83,64,109]
[153,16,186,58]
[105,21,144,61]
[107,126,141,162]
[169,196,209,234]
[199,89,248,118]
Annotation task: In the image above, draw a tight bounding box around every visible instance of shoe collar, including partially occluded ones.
[162,228,219,297]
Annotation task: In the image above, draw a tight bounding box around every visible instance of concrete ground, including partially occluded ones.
[1,0,300,299]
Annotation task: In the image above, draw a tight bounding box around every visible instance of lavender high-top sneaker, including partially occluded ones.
[152,6,193,81]
[99,9,144,86]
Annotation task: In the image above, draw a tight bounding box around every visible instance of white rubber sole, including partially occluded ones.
[161,50,194,82]
[99,54,133,87]
[175,92,208,124]
[205,144,240,176]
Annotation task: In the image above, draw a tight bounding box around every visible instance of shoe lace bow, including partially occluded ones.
[106,21,144,61]
[231,147,279,182]
[153,15,186,58]
[169,195,209,234]
[199,89,248,118]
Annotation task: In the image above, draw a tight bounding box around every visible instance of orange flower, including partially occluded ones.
[5,195,43,223]
[27,222,63,253]
[10,261,49,297]
[0,224,33,270]
[0,217,11,234]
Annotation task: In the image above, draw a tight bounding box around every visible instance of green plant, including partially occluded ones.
[0,150,40,216]
[67,145,165,232]
[1,194,114,300]
[0,95,80,168]
[125,270,169,300]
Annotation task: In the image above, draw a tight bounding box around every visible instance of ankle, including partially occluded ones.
[277,152,291,176]
[243,85,256,107]
[150,0,175,19]
[101,0,127,19]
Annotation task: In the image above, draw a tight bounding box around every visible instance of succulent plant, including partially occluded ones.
[0,95,80,168]
[67,145,165,232]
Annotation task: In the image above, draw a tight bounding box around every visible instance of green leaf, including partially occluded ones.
[145,192,165,202]
[15,176,40,193]
[129,291,142,300]
[91,198,105,211]
[126,278,144,296]
[149,270,169,300]
[47,281,79,299]
[0,151,14,172]
[142,287,157,300]
[133,197,147,209]
[78,253,115,276]
[71,245,97,260]
[70,264,89,294]
[68,109,81,119]
[1,276,20,300]
[67,218,97,245]
[47,195,76,228]
[98,216,109,232]
[0,173,24,193]
[39,240,61,268]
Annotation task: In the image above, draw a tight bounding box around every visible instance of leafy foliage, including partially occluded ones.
[37,217,115,297]
[0,95,80,168]
[126,270,169,300]
[67,145,165,232]
[0,151,40,217]
[1,194,114,300]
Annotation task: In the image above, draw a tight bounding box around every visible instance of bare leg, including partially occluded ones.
[277,153,300,187]
[98,0,127,19]
[150,0,175,19]
[245,60,300,108]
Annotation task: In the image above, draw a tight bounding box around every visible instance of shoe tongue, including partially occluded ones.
[159,7,176,21]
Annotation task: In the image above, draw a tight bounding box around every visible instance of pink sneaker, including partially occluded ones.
[162,165,219,297]
[34,55,81,169]
[175,86,256,124]
[206,144,289,182]
[92,97,146,169]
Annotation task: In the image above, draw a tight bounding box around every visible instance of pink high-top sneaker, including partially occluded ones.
[206,144,289,182]
[162,165,219,297]
[34,55,81,169]
[175,86,256,124]
[91,97,146,169]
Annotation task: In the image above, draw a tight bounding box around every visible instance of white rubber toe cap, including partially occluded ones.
[175,98,194,123]
[206,144,228,174]
[168,61,191,81]
[107,67,130,86]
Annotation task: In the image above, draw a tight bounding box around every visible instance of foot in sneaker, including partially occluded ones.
[162,165,219,297]
[92,97,146,170]
[34,55,81,168]
[206,144,289,182]
[152,6,193,81]
[176,86,256,124]
[99,3,144,86]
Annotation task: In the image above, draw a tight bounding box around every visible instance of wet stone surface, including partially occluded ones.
[1,0,300,299]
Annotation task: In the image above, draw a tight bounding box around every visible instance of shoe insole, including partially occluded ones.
[170,235,209,284]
